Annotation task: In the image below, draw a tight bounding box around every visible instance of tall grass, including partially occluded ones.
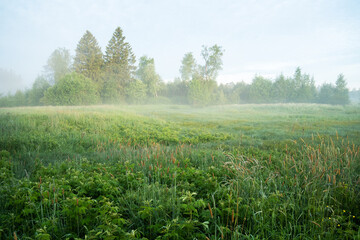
[0,104,359,239]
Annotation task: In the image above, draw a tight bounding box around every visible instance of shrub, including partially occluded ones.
[42,73,100,106]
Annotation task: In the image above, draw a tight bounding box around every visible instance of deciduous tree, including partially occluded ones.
[44,48,72,84]
[137,56,162,98]
[200,45,224,81]
[180,52,196,82]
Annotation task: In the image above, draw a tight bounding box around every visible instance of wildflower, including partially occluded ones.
[338,224,340,227]
[343,210,346,213]
[353,216,355,218]
[329,217,331,220]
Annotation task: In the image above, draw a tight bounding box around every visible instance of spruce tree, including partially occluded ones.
[73,30,103,87]
[102,27,136,103]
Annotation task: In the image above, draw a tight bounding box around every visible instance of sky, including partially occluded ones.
[0,0,359,94]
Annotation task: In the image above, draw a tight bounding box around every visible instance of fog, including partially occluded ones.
[0,68,24,95]
[0,0,360,96]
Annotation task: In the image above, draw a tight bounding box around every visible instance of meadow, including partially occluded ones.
[0,104,359,239]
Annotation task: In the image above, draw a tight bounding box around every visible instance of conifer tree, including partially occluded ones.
[102,27,136,102]
[73,30,103,87]
[334,74,350,105]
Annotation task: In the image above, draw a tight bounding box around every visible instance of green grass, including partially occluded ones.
[0,104,360,239]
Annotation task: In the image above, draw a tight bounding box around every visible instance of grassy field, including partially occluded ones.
[1,104,360,239]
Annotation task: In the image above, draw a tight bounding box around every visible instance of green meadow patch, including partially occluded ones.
[1,104,360,239]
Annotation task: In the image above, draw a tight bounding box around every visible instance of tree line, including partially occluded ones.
[0,26,352,107]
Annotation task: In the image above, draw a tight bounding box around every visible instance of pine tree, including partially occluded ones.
[102,27,136,102]
[73,30,103,87]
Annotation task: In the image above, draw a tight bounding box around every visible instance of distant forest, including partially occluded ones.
[0,26,356,107]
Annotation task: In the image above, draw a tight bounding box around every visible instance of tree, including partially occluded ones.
[28,76,50,105]
[180,52,197,82]
[289,67,316,103]
[44,48,72,84]
[136,56,162,98]
[125,79,147,104]
[42,73,100,106]
[166,78,189,104]
[101,68,129,103]
[186,45,224,105]
[318,83,336,104]
[102,27,136,102]
[248,76,273,103]
[271,74,292,103]
[200,45,224,81]
[349,88,360,104]
[13,90,28,106]
[104,27,136,75]
[73,30,103,86]
[334,74,350,105]
[188,73,217,106]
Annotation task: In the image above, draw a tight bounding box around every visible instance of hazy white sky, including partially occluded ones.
[0,0,359,93]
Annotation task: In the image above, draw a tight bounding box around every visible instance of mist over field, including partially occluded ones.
[1,1,360,239]
[0,0,360,100]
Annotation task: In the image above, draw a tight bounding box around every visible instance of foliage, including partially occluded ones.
[349,89,360,104]
[248,75,273,103]
[136,56,162,98]
[334,74,350,105]
[185,45,224,106]
[290,67,317,103]
[28,76,51,106]
[318,83,336,104]
[1,31,352,106]
[165,78,189,104]
[200,45,224,81]
[0,104,359,239]
[180,52,197,82]
[43,48,72,84]
[73,30,104,85]
[41,73,100,106]
[271,74,292,103]
[318,74,350,105]
[125,79,147,104]
[188,75,217,106]
[102,27,137,102]
[101,69,128,104]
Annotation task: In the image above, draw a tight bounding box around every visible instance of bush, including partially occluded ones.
[42,73,100,106]
[125,79,147,104]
